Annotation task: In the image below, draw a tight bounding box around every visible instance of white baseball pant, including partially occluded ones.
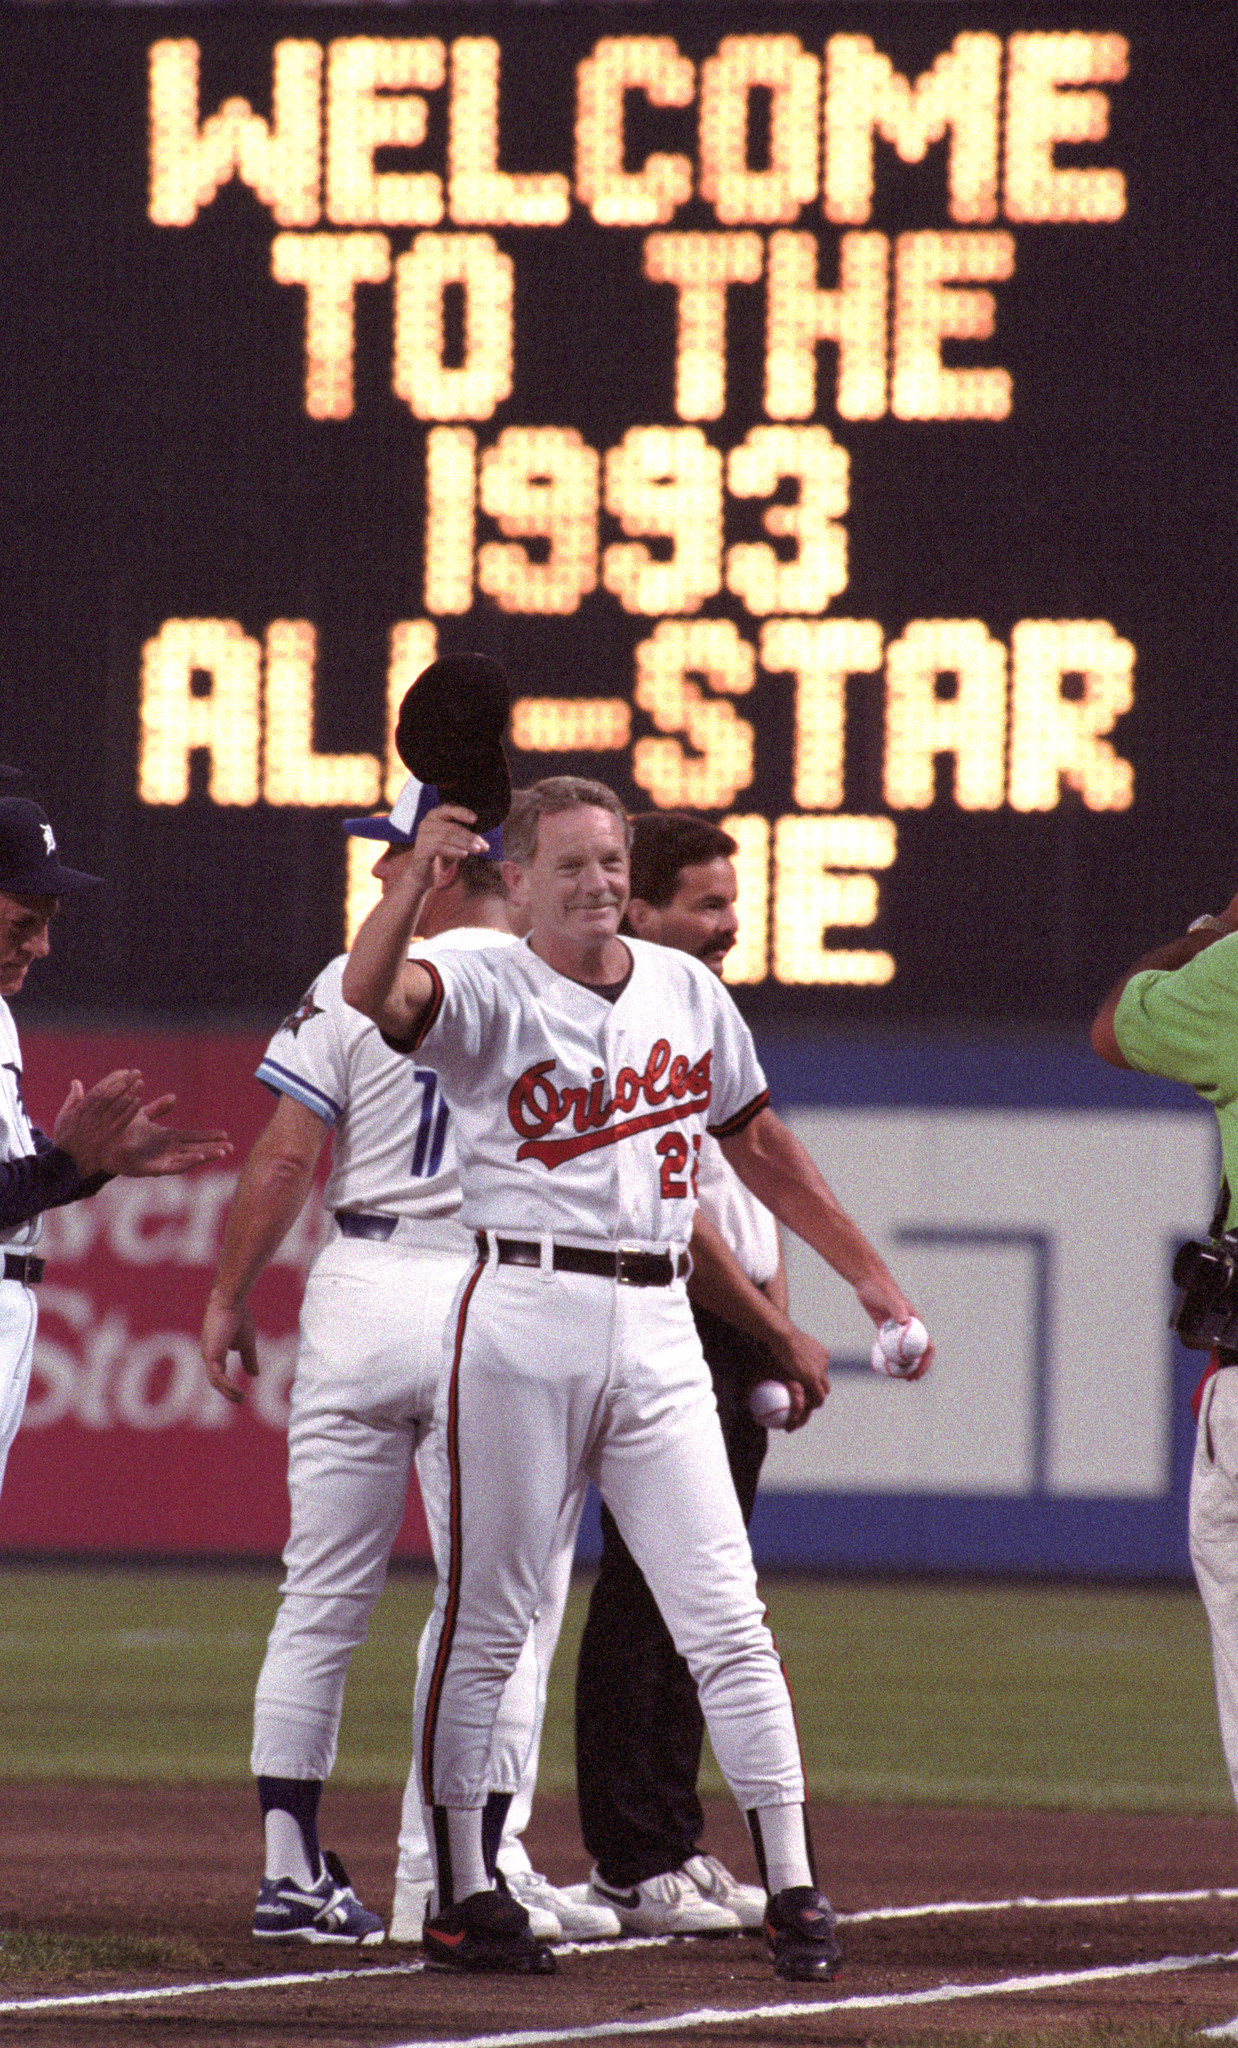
[396,1478,583,1891]
[250,1231,576,1878]
[1189,1366,1238,1806]
[0,1279,37,1497]
[416,1252,805,1860]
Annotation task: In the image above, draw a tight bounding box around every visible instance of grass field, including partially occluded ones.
[0,1564,1229,1812]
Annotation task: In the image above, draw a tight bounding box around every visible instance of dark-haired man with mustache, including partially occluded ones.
[575,814,795,1935]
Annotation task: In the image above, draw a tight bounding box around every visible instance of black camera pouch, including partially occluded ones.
[1170,1177,1238,1352]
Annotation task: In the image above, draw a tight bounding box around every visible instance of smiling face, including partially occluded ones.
[0,889,57,997]
[505,804,630,976]
[627,855,739,978]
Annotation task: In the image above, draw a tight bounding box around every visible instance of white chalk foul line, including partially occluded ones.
[0,1960,425,2015]
[842,1885,1238,1925]
[376,1951,1238,2048]
[3,1887,1238,2019]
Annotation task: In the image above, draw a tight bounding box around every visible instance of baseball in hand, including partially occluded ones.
[748,1378,793,1429]
[870,1316,929,1378]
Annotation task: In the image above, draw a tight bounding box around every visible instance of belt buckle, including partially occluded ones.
[617,1248,664,1287]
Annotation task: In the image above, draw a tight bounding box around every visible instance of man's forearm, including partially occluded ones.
[210,1148,315,1309]
[765,1243,788,1316]
[688,1212,792,1356]
[0,1139,107,1229]
[343,807,486,1034]
[721,1109,902,1302]
[341,868,431,1035]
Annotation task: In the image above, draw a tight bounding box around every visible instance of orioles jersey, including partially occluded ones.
[405,934,768,1245]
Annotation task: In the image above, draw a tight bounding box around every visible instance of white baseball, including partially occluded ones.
[748,1378,793,1429]
[870,1316,929,1377]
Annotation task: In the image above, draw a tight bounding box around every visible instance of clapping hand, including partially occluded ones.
[53,1071,231,1178]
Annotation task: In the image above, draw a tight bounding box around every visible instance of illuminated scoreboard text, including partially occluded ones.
[5,9,1230,1020]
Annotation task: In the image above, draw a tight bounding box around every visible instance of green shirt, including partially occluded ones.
[1114,933,1238,1229]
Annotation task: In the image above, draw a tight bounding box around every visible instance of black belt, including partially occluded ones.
[476,1232,689,1288]
[3,1252,44,1284]
[335,1210,398,1242]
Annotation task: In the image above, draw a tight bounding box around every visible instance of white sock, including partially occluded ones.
[429,1806,490,1913]
[264,1808,318,1888]
[753,1804,813,1896]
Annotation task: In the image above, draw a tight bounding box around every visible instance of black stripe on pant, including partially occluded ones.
[574,1305,771,1888]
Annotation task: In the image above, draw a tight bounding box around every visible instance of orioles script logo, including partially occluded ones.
[507,1039,711,1167]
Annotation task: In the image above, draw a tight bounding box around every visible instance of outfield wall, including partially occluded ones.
[749,1034,1214,1580]
[0,1026,1215,1580]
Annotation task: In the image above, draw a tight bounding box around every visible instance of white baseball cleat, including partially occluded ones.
[502,1868,620,1940]
[681,1852,767,1931]
[494,1871,560,1938]
[585,1864,741,1935]
[388,1881,429,1944]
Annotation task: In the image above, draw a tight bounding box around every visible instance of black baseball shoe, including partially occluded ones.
[764,1886,842,1981]
[423,1887,557,1974]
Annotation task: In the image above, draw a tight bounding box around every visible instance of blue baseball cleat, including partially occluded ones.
[252,1850,385,1944]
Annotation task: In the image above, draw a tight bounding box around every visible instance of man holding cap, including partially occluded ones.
[201,766,616,1948]
[0,795,231,1496]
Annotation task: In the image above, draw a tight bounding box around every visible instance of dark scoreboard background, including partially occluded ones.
[1,5,1235,1026]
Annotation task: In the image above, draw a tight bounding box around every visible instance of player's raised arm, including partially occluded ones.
[342,805,488,1041]
[719,1104,933,1376]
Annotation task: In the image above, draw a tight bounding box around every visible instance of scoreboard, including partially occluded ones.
[2,6,1235,1023]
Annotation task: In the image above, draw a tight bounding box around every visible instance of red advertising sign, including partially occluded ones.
[0,1029,432,1559]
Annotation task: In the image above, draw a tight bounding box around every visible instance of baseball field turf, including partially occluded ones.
[0,1564,1228,1811]
[3,1566,1237,2045]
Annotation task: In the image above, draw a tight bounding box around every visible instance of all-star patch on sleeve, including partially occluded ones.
[257,964,348,1126]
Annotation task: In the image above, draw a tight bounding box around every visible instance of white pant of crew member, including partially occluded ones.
[415,1248,805,1905]
[250,1232,578,1884]
[1189,1367,1238,1806]
[0,1278,37,1498]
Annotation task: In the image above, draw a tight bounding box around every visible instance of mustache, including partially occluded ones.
[699,933,736,959]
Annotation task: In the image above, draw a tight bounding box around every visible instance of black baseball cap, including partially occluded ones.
[395,653,512,834]
[0,800,102,895]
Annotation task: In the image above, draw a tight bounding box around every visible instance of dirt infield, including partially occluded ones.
[3,1786,1238,2045]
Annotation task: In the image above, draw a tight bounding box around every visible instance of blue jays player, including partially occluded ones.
[343,774,933,1980]
[201,778,617,1946]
